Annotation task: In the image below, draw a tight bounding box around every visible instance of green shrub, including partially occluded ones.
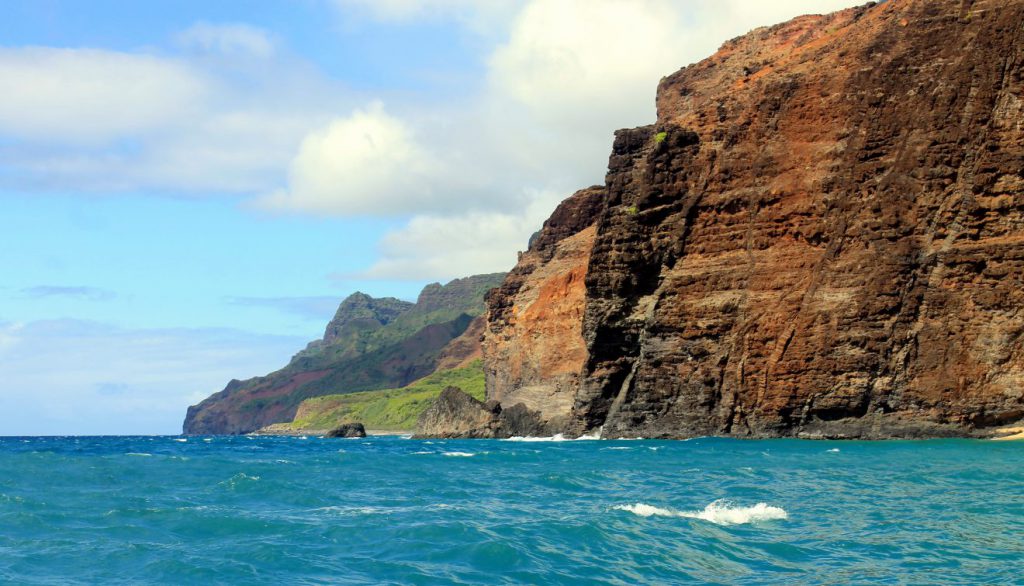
[654,131,668,144]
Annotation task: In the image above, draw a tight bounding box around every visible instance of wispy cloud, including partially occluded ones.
[0,319,304,435]
[21,285,116,301]
[226,295,342,321]
[175,22,276,58]
[0,29,349,194]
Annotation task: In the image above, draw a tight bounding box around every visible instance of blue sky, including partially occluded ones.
[0,0,860,435]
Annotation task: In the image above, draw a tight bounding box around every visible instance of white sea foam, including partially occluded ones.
[613,500,788,525]
[125,452,152,457]
[442,451,476,457]
[411,451,433,455]
[316,505,387,516]
[399,434,413,440]
[827,448,840,453]
[603,447,632,450]
[505,432,601,442]
[203,438,213,443]
[173,438,187,443]
[299,436,309,440]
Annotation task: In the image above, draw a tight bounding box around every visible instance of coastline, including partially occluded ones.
[991,426,1024,441]
[249,426,411,438]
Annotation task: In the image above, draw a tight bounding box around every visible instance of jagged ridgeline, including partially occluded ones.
[183,274,505,434]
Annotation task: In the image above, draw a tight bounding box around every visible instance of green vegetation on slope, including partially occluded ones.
[286,360,486,432]
[184,273,505,434]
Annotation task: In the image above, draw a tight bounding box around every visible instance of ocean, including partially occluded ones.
[0,435,1021,585]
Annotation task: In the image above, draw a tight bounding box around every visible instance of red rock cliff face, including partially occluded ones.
[484,0,1024,439]
[483,187,605,430]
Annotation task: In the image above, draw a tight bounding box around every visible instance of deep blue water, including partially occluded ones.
[0,435,1022,585]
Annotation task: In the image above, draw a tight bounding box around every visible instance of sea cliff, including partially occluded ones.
[472,0,1024,439]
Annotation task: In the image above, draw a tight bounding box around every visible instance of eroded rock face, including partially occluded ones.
[483,187,606,431]
[415,386,497,438]
[485,0,1024,439]
[414,386,548,438]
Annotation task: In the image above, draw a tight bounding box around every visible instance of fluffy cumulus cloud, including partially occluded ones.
[489,0,684,133]
[329,0,861,279]
[258,102,462,215]
[0,319,304,435]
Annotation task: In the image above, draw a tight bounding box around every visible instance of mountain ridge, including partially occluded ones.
[183,273,505,434]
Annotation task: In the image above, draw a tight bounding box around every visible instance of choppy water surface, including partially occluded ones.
[1,435,1021,584]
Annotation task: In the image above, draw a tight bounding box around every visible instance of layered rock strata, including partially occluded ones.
[478,0,1024,439]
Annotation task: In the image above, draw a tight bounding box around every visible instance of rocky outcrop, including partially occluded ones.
[481,0,1024,439]
[325,422,367,438]
[184,273,505,435]
[413,386,548,438]
[415,386,497,438]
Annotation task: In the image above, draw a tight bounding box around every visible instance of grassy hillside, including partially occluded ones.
[183,273,505,434]
[284,360,486,432]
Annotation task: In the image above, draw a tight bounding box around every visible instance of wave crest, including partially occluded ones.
[505,432,601,442]
[613,500,787,525]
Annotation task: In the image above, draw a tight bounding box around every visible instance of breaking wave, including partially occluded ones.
[505,432,601,442]
[613,500,788,525]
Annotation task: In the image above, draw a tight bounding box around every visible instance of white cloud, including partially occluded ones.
[0,3,864,276]
[176,22,275,58]
[0,31,345,193]
[0,319,304,435]
[0,47,206,144]
[357,189,565,280]
[332,0,522,34]
[258,102,476,215]
[488,0,862,134]
[489,0,684,133]
[343,0,862,279]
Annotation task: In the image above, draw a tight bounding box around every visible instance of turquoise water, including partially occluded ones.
[1,436,1021,585]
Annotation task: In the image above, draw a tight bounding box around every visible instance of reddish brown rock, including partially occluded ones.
[483,187,606,430]
[484,0,1024,439]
